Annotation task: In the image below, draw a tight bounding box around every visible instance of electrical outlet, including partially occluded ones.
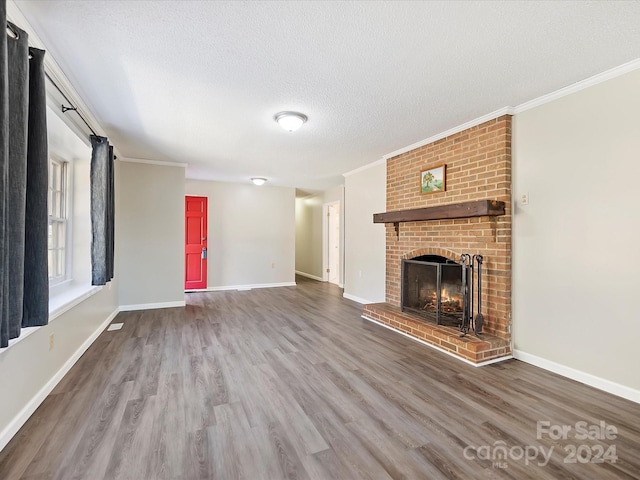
[521,193,529,205]
[49,333,55,351]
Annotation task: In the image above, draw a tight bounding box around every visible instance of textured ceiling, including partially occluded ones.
[13,0,640,191]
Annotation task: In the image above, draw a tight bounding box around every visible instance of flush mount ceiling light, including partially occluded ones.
[251,177,267,186]
[274,111,308,132]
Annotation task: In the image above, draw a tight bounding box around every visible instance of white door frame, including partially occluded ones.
[322,200,341,285]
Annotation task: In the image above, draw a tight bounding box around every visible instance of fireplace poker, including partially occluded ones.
[468,255,476,330]
[474,255,484,335]
[459,254,471,337]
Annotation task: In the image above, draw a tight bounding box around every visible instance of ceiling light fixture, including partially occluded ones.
[251,177,267,186]
[274,111,308,132]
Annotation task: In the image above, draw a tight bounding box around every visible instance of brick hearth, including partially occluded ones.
[363,303,509,364]
[368,115,513,364]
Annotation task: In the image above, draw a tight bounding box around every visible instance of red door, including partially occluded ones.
[185,196,207,290]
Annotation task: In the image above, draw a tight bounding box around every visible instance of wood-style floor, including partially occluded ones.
[1,277,639,479]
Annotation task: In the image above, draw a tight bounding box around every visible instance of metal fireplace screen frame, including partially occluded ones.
[401,256,467,326]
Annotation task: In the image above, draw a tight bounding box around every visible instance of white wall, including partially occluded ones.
[0,284,118,451]
[323,185,343,204]
[185,180,296,288]
[343,162,386,304]
[0,106,119,450]
[295,194,323,280]
[512,68,640,394]
[117,161,185,307]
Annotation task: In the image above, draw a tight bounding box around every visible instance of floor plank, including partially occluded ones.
[1,276,639,479]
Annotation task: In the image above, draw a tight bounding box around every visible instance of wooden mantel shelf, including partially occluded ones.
[373,199,506,224]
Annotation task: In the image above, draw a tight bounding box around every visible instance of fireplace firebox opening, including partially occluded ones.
[401,255,467,327]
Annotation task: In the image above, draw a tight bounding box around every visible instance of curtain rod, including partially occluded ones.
[43,71,118,159]
[6,21,19,39]
[44,71,98,137]
[7,21,117,157]
[6,23,95,135]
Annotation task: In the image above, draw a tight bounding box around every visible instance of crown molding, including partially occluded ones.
[342,157,386,177]
[118,157,188,168]
[382,106,514,160]
[513,57,640,114]
[381,58,640,161]
[7,1,109,141]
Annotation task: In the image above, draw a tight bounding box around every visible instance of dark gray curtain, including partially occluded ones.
[106,145,114,280]
[23,47,49,326]
[1,1,9,347]
[0,16,49,348]
[90,135,114,285]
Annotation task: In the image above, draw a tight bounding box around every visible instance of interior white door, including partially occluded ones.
[328,203,340,285]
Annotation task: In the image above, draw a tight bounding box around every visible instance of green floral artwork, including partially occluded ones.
[421,165,445,193]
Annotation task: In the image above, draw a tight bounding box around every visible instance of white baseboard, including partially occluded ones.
[295,271,324,282]
[343,293,377,305]
[513,350,640,404]
[187,282,296,293]
[362,315,513,368]
[118,300,186,311]
[0,308,119,453]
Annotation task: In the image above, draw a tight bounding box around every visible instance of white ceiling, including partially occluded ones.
[13,0,640,192]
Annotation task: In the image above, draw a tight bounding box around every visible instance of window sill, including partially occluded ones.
[49,283,103,322]
[0,283,104,355]
[0,326,40,353]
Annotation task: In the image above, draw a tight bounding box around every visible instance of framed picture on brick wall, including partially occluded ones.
[420,164,446,194]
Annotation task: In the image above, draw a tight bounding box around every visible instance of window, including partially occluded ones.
[48,158,69,285]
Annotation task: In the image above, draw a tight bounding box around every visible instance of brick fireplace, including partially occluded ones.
[363,115,512,364]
